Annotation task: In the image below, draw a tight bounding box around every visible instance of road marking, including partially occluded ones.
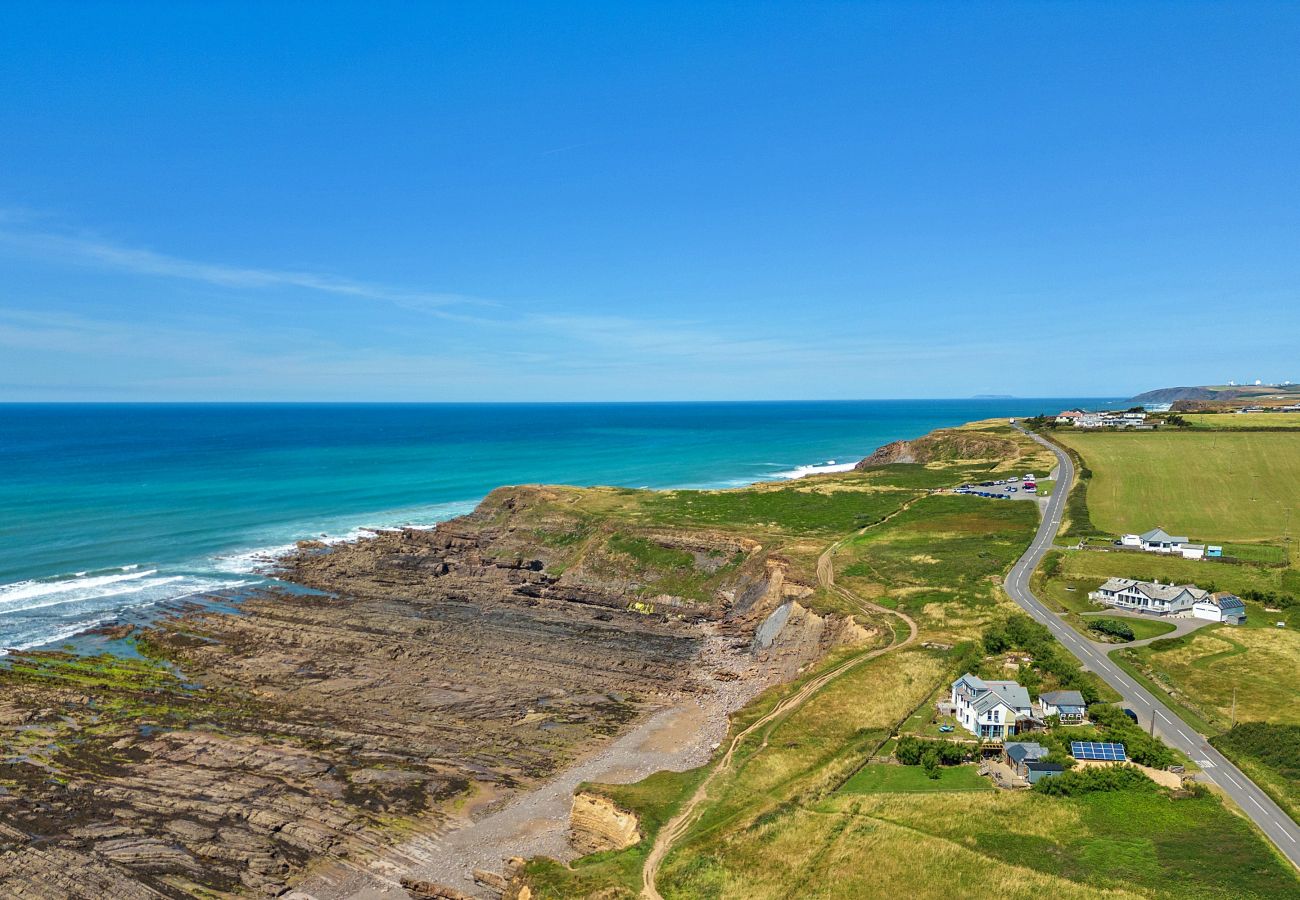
[1285,830,1297,843]
[1197,758,1215,768]
[1156,711,1173,723]
[1225,773,1242,788]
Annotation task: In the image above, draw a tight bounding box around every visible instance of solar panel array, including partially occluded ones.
[1071,741,1127,761]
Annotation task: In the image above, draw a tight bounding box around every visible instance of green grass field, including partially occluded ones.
[840,763,989,793]
[1054,430,1300,542]
[1122,622,1300,731]
[1184,412,1300,429]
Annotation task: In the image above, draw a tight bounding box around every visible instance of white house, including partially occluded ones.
[1038,690,1087,724]
[1055,409,1085,424]
[1192,592,1247,625]
[1089,578,1209,616]
[1121,527,1209,559]
[951,673,1032,740]
[1138,527,1189,553]
[1077,414,1105,429]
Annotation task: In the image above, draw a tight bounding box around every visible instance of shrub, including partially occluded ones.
[1087,618,1136,642]
[895,736,968,766]
[1033,764,1158,796]
[1211,722,1300,782]
[1087,704,1175,768]
[1041,550,1063,579]
[1240,588,1297,610]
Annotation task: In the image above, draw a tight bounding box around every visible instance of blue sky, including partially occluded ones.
[2,2,1298,401]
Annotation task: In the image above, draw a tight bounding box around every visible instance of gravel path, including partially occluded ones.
[288,634,773,900]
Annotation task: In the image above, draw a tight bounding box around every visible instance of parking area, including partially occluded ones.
[953,474,1042,502]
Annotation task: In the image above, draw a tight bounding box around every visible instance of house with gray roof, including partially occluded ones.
[1089,578,1208,616]
[1039,690,1087,724]
[1139,528,1189,552]
[1121,527,1208,559]
[950,673,1032,741]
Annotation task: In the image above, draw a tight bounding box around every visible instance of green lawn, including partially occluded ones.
[1085,616,1177,642]
[840,763,990,793]
[1054,430,1300,542]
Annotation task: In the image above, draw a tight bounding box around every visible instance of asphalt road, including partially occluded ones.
[1006,425,1300,870]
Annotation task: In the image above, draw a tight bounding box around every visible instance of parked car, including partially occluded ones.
[1007,487,1017,493]
[1121,708,1139,724]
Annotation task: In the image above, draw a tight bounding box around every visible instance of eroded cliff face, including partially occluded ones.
[0,486,858,898]
[568,791,641,855]
[855,429,1018,469]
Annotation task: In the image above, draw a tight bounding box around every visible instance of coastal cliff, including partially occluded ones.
[0,482,864,897]
[855,428,1017,468]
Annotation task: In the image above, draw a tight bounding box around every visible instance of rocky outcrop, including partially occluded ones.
[0,490,842,897]
[856,429,1018,469]
[402,878,478,899]
[568,791,641,854]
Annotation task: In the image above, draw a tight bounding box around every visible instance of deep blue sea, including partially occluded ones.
[0,400,1102,652]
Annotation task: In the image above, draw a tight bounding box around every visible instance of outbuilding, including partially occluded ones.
[1004,741,1048,776]
[1192,592,1246,625]
[1025,761,1066,785]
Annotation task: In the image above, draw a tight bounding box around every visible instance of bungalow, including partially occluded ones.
[1122,527,1207,559]
[1089,578,1209,616]
[1055,409,1085,424]
[1138,527,1189,553]
[1077,414,1105,429]
[1192,592,1247,625]
[1004,741,1047,776]
[951,673,1032,741]
[1039,689,1087,724]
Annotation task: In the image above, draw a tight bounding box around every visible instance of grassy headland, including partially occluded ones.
[518,420,1298,899]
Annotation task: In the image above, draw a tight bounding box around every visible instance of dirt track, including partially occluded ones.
[640,536,917,899]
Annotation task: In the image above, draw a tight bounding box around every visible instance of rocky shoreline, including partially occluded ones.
[0,485,865,897]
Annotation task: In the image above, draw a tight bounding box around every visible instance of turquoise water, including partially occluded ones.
[0,400,1098,651]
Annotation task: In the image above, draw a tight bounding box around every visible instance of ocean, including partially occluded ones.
[0,399,1100,652]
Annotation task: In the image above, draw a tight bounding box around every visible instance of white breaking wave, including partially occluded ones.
[0,569,160,607]
[7,618,114,654]
[772,460,860,479]
[0,570,255,655]
[209,499,481,575]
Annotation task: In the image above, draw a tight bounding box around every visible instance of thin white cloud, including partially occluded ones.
[0,227,484,313]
